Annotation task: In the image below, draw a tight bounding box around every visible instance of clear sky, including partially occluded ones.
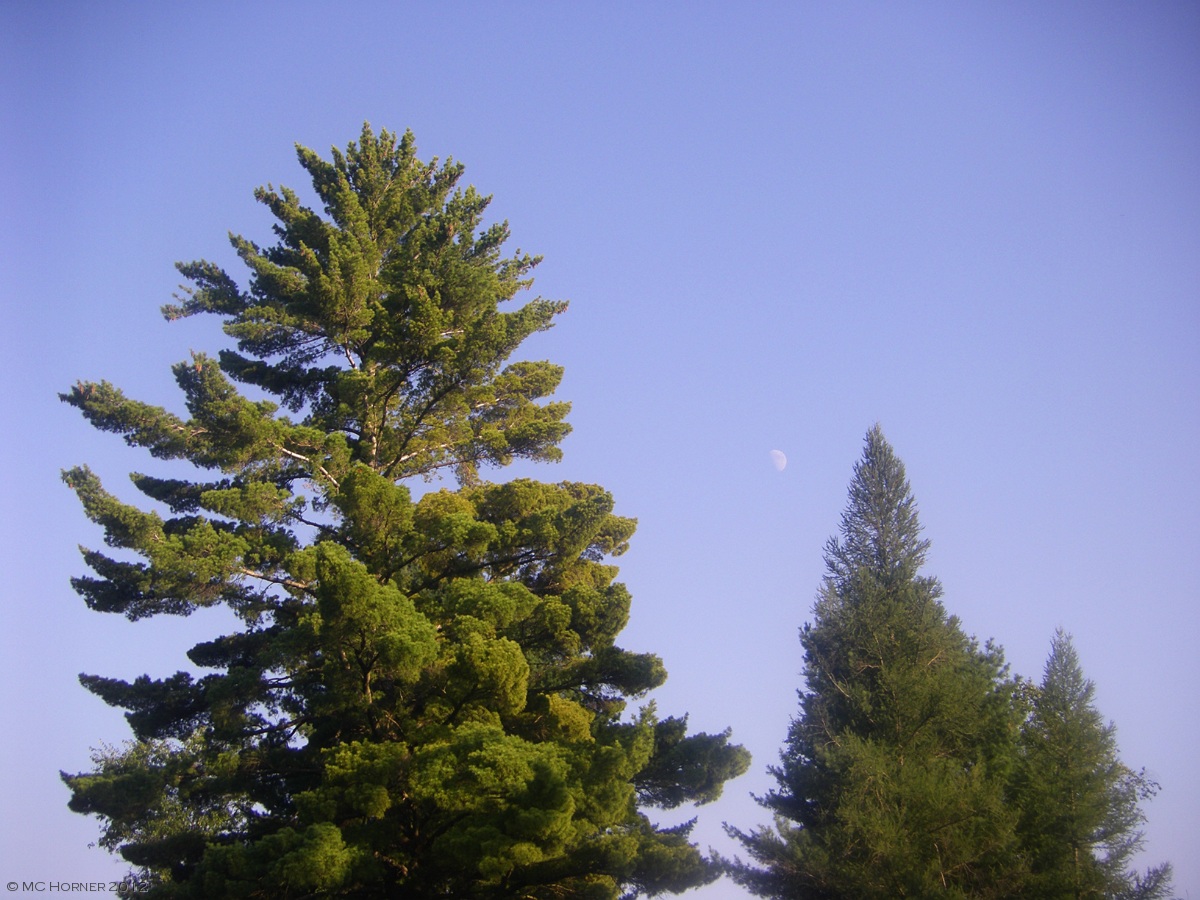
[2,2,1197,896]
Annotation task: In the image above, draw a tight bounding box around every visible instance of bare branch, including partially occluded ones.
[239,567,314,594]
[274,443,340,488]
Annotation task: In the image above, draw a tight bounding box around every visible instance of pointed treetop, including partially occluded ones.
[823,424,931,590]
[1040,628,1098,718]
[1019,629,1174,898]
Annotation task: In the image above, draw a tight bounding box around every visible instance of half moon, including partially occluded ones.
[769,449,787,471]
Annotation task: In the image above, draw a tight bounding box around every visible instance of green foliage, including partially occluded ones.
[1014,630,1174,899]
[61,124,748,898]
[726,426,1024,898]
[726,426,1174,899]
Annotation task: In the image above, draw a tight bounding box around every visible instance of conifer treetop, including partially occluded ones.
[822,423,934,593]
[1018,629,1175,899]
[726,425,1020,898]
[157,123,572,485]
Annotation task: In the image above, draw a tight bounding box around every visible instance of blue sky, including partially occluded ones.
[2,2,1197,895]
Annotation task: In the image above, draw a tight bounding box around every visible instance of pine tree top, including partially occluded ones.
[154,123,571,486]
[822,424,934,593]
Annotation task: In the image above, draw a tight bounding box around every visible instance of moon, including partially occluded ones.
[769,449,787,471]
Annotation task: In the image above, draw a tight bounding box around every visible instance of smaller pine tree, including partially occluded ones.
[726,425,1024,898]
[1015,629,1174,900]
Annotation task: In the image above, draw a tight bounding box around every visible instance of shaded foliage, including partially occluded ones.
[725,426,1173,899]
[1014,630,1174,899]
[723,430,1011,897]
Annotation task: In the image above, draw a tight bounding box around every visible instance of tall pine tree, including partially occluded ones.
[60,125,748,899]
[1015,630,1174,900]
[726,425,1023,898]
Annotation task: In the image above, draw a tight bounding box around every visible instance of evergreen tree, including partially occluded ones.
[726,425,1023,898]
[60,125,749,899]
[1015,630,1174,900]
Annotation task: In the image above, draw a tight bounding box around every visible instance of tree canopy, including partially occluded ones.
[60,124,749,899]
[725,426,1174,899]
[1015,630,1174,900]
[728,427,1021,897]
